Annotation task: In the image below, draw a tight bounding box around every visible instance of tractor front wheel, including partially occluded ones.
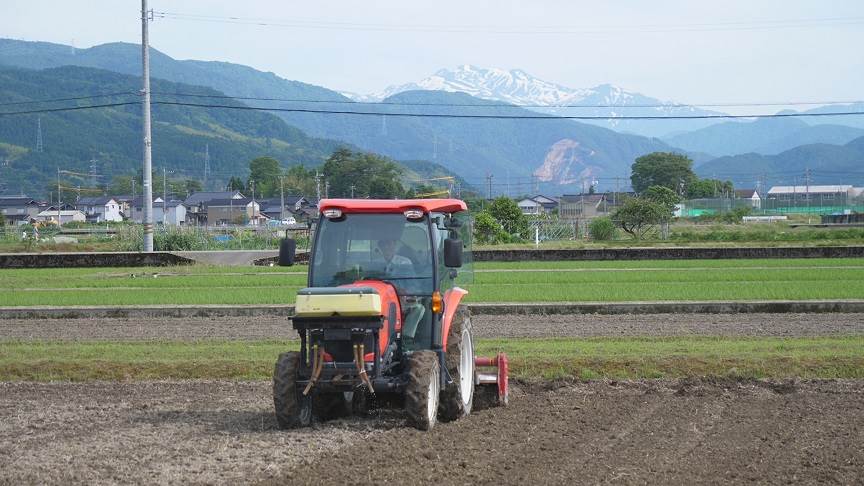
[404,350,440,431]
[439,308,475,421]
[273,352,312,429]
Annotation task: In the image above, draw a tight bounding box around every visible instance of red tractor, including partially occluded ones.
[274,198,507,430]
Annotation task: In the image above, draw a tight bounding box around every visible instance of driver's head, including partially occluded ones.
[377,238,398,260]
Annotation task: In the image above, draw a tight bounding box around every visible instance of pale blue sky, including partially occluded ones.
[2,0,863,106]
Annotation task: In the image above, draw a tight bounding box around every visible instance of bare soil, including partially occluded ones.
[2,313,862,341]
[1,379,862,485]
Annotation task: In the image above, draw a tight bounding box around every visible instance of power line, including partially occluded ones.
[153,11,864,35]
[0,92,137,107]
[3,99,864,121]
[148,90,864,109]
[0,102,141,116]
[148,102,864,120]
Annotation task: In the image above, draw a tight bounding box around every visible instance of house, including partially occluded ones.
[154,200,187,226]
[734,189,762,209]
[183,191,245,225]
[127,197,188,225]
[517,195,559,216]
[258,196,316,221]
[35,209,85,225]
[0,196,42,225]
[206,198,261,225]
[558,193,608,220]
[128,196,164,223]
[76,196,124,223]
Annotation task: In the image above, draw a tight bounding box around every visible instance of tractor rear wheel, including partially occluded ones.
[404,350,440,431]
[439,307,475,422]
[273,352,312,429]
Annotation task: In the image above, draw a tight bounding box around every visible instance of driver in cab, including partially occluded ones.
[374,238,414,277]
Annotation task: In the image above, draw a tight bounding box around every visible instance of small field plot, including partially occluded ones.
[0,258,863,306]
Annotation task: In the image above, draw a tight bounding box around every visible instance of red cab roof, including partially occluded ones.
[319,198,467,214]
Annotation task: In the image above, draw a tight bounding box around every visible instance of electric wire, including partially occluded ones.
[147,90,864,109]
[152,11,864,34]
[3,99,864,120]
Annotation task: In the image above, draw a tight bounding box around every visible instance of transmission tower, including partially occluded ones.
[203,143,211,186]
[36,117,43,153]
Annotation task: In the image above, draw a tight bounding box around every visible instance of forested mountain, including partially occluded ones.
[696,136,864,187]
[665,117,864,158]
[0,65,458,198]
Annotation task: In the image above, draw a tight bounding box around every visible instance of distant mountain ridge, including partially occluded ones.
[665,117,864,158]
[696,136,864,187]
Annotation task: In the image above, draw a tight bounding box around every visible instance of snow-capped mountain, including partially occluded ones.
[352,65,727,137]
[369,64,593,106]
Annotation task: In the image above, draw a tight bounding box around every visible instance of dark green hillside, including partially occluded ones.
[0,65,342,196]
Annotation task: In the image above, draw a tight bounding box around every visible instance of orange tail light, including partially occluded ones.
[431,290,443,313]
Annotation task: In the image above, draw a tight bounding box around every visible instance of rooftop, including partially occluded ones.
[319,198,467,214]
[768,185,853,194]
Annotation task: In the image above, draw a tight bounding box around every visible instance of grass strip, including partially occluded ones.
[3,259,864,305]
[1,336,862,382]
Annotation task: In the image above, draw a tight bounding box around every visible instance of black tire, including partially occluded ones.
[404,350,440,431]
[273,352,312,429]
[439,307,475,422]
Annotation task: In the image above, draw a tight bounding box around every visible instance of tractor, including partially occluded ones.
[274,198,507,430]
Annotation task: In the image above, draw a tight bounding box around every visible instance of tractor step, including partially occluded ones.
[474,352,509,406]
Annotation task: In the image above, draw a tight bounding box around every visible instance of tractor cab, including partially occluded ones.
[274,199,506,431]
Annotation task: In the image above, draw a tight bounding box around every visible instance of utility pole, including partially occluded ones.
[325,180,330,199]
[140,0,154,251]
[250,179,255,225]
[486,174,493,200]
[131,178,136,221]
[350,184,355,198]
[280,176,285,221]
[162,167,167,225]
[613,177,620,207]
[804,168,812,221]
[56,167,61,226]
[580,178,585,220]
[315,170,322,201]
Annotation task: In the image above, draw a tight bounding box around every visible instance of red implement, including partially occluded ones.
[475,352,509,406]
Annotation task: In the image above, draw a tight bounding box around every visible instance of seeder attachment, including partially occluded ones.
[475,352,509,406]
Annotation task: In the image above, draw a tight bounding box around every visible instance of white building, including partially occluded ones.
[36,209,86,225]
[517,195,559,216]
[77,197,124,223]
[154,201,187,226]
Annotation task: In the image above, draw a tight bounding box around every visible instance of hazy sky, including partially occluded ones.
[3,0,863,106]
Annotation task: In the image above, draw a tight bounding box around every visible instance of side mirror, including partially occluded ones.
[279,238,296,266]
[443,238,463,268]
